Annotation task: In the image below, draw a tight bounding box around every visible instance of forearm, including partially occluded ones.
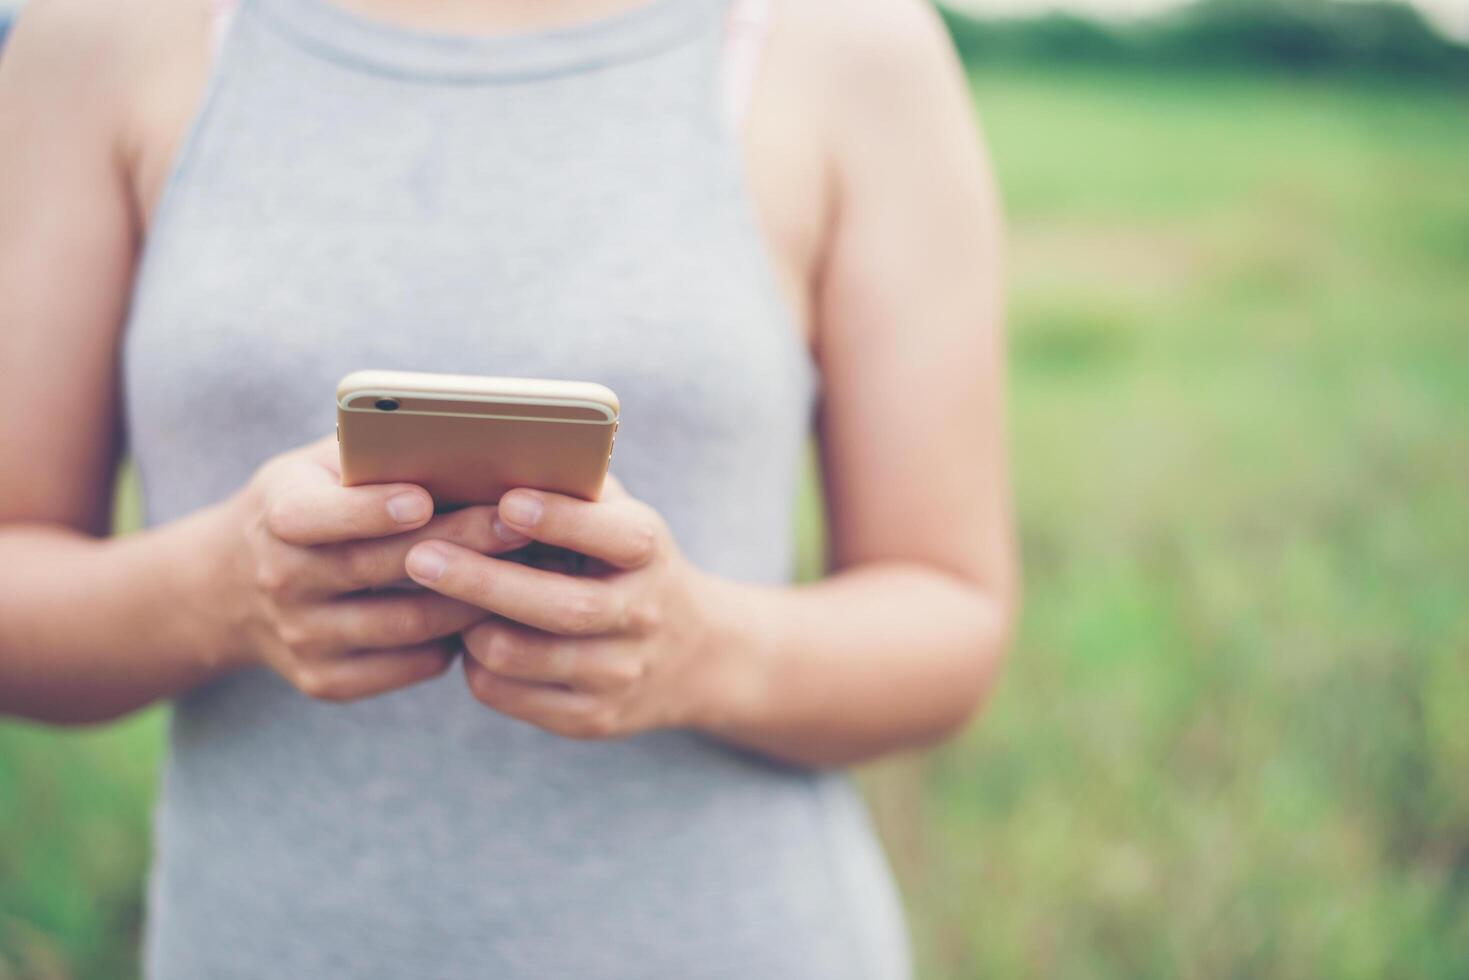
[0,509,236,725]
[699,562,1014,768]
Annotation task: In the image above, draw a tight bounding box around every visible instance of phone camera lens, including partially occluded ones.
[375,398,401,412]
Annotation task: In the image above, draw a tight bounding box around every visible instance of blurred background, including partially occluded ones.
[1,0,1467,977]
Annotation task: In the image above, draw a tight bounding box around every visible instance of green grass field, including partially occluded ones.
[3,66,1468,979]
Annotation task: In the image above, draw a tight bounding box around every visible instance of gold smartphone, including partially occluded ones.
[337,370,619,507]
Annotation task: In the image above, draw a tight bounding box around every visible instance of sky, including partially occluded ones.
[948,0,1469,40]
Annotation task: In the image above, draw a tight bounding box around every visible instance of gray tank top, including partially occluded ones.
[122,0,909,976]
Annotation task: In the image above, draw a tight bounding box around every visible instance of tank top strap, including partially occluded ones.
[720,0,772,131]
[207,0,239,57]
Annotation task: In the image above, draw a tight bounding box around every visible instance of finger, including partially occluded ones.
[600,473,630,500]
[289,592,487,658]
[294,642,456,702]
[495,488,661,570]
[462,620,645,693]
[303,435,343,475]
[462,657,617,740]
[405,542,626,636]
[266,479,435,547]
[310,505,531,596]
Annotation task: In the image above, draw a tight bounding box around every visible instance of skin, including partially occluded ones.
[0,0,1015,767]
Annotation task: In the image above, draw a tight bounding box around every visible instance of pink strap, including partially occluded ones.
[207,0,239,57]
[721,0,772,131]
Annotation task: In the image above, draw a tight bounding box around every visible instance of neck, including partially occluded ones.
[326,0,660,33]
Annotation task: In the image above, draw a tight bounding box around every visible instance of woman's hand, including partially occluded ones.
[203,437,532,702]
[403,478,743,740]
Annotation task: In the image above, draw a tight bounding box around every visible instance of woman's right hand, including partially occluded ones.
[200,436,530,702]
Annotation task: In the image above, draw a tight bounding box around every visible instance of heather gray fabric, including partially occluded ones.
[121,0,910,976]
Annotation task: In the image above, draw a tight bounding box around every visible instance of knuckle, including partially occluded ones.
[295,667,346,702]
[247,467,281,508]
[253,560,292,601]
[389,602,433,643]
[467,666,502,706]
[464,620,499,658]
[337,546,380,591]
[275,619,313,656]
[559,589,606,635]
[605,657,646,688]
[568,707,618,740]
[462,620,497,655]
[624,597,662,636]
[251,459,279,488]
[544,644,578,680]
[626,519,659,565]
[263,494,300,541]
[482,629,519,669]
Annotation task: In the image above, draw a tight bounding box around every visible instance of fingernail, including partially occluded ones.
[407,545,448,582]
[498,493,542,527]
[492,515,531,546]
[388,492,431,525]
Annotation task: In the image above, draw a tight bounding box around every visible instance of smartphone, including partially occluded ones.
[337,370,619,507]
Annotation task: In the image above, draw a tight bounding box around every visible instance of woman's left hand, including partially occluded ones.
[403,478,744,740]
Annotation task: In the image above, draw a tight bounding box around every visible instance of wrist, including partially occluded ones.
[684,575,775,739]
[164,496,254,676]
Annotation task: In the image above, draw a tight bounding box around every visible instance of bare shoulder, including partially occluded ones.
[777,0,965,96]
[3,0,156,75]
[5,0,214,223]
[1,0,207,117]
[792,0,955,56]
[6,0,206,40]
[769,0,979,190]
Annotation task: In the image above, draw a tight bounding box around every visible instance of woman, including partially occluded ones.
[0,0,1014,975]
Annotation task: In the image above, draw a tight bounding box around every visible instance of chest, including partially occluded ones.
[120,25,817,580]
[124,10,826,348]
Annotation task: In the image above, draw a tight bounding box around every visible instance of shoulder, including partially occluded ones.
[770,0,976,161]
[2,0,213,189]
[3,0,152,67]
[1,0,207,103]
[775,0,964,93]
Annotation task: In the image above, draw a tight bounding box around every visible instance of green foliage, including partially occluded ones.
[938,0,1469,81]
[880,65,1469,979]
[941,9,1130,65]
[3,67,1469,980]
[0,715,162,980]
[940,8,1130,66]
[1147,0,1469,75]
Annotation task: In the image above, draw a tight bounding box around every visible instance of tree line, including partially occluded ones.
[938,0,1469,81]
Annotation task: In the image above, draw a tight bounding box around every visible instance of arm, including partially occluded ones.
[406,0,1016,768]
[0,0,181,721]
[708,0,1016,764]
[0,438,524,724]
[0,1,526,724]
